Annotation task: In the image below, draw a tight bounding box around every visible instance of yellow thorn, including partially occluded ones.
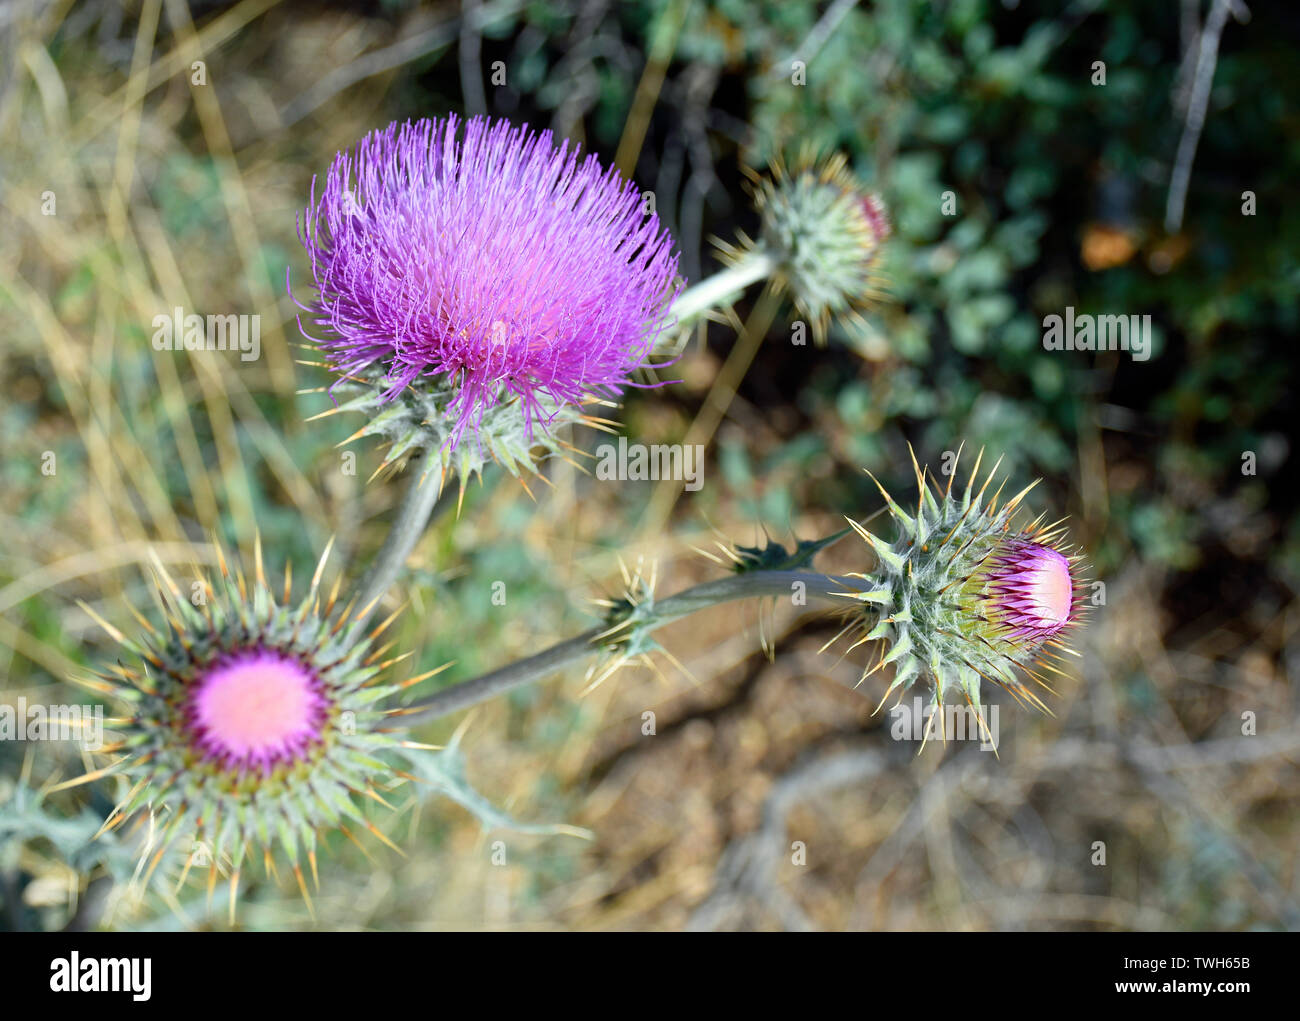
[254,531,265,589]
[228,870,240,928]
[174,848,195,894]
[324,571,343,617]
[965,448,986,501]
[311,536,336,595]
[294,864,316,920]
[206,857,218,914]
[215,540,231,579]
[974,454,1005,507]
[76,600,126,643]
[364,821,406,857]
[47,760,125,793]
[368,603,407,641]
[946,441,965,498]
[906,442,926,497]
[339,824,378,865]
[398,661,456,688]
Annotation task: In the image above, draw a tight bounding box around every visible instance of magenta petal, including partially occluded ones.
[983,539,1076,641]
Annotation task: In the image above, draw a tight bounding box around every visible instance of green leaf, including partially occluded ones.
[403,739,590,840]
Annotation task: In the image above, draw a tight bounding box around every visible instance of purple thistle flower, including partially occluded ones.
[294,115,680,446]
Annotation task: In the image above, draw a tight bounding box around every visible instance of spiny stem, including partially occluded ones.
[394,569,858,725]
[350,454,446,637]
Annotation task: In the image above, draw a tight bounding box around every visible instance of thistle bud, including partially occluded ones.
[718,151,890,344]
[840,448,1085,730]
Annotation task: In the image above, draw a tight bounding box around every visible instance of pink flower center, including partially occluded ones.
[985,540,1075,640]
[188,649,327,771]
[1025,552,1073,626]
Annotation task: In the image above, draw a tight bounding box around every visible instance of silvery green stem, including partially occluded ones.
[396,569,857,724]
[668,248,778,328]
[351,455,445,636]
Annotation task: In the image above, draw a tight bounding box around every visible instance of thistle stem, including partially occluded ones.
[395,569,857,724]
[640,284,783,537]
[351,455,445,635]
[667,249,778,328]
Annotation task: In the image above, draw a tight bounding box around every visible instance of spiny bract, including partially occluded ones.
[839,447,1086,735]
[310,361,590,494]
[70,540,443,915]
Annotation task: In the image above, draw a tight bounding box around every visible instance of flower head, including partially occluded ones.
[839,447,1086,738]
[294,115,680,484]
[74,540,425,913]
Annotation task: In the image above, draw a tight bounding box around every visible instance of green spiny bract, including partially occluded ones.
[727,530,847,574]
[840,448,1084,734]
[308,363,586,494]
[581,563,670,694]
[75,540,431,911]
[593,570,661,661]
